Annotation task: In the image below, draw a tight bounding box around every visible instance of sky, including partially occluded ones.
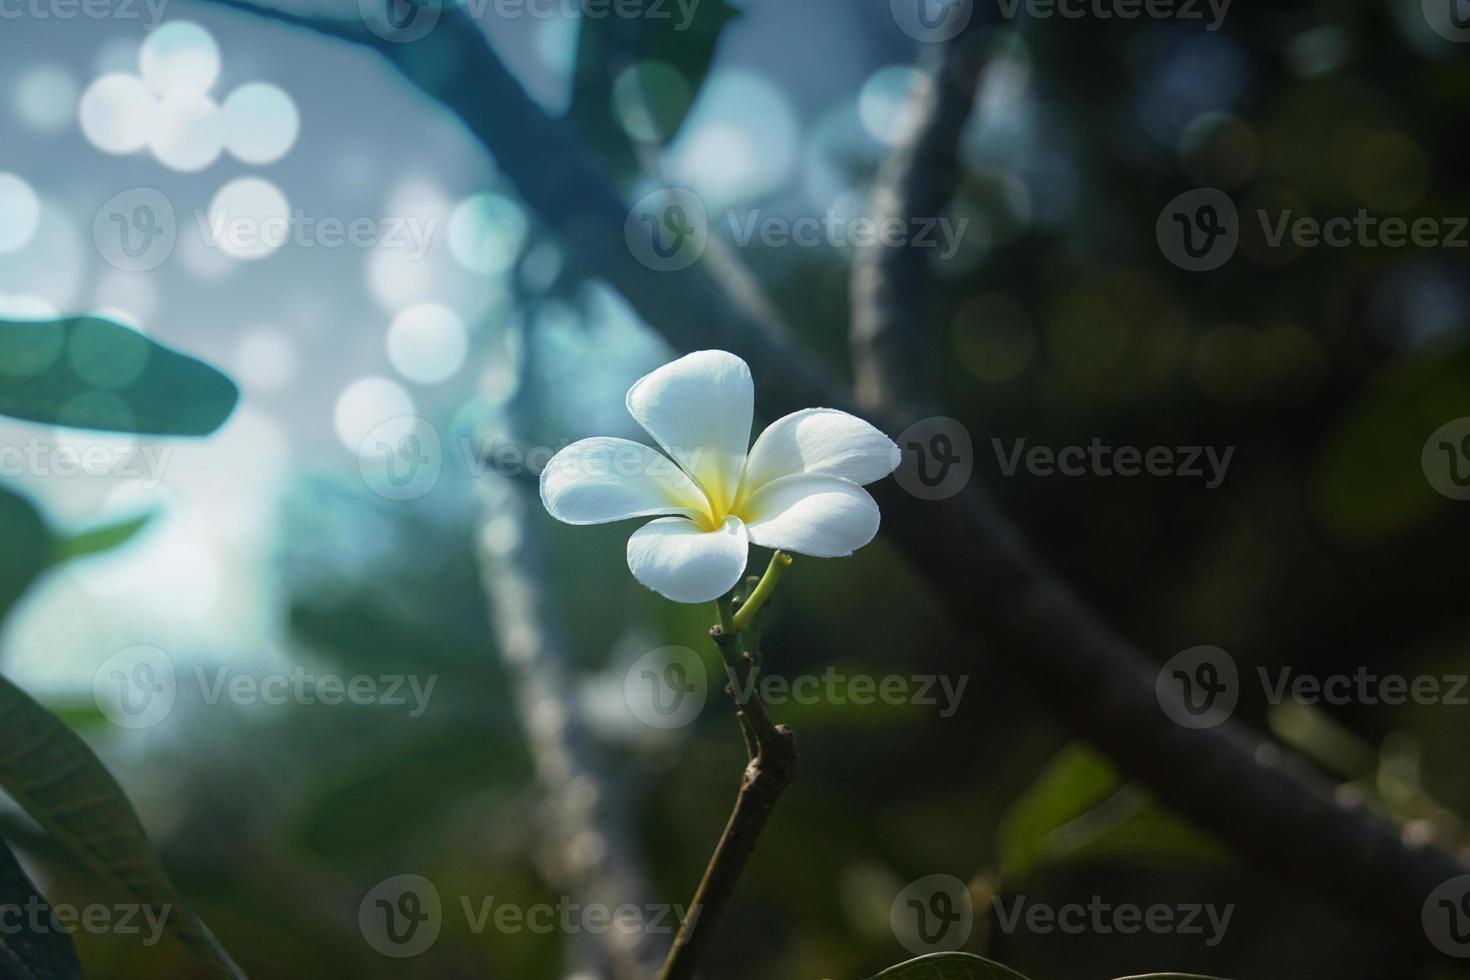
[0,0,948,698]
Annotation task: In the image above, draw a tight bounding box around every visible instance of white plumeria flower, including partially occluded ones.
[539,350,901,604]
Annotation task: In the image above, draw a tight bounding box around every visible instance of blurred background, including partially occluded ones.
[2,0,1470,977]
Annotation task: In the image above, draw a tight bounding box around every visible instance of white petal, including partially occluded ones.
[540,438,711,525]
[625,350,753,514]
[741,475,881,558]
[626,515,750,603]
[740,408,901,496]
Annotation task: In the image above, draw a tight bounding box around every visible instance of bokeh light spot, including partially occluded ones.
[139,21,221,97]
[387,303,468,384]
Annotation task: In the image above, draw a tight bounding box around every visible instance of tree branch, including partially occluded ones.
[849,15,1467,952]
[195,0,1469,950]
[476,405,666,978]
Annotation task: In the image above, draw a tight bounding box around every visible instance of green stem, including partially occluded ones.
[731,551,793,632]
[716,593,738,636]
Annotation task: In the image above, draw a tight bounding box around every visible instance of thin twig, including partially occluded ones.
[658,590,798,980]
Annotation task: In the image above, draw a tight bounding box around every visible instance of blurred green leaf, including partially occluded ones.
[869,952,1033,979]
[997,743,1120,880]
[998,744,1227,880]
[0,835,81,980]
[0,485,50,623]
[1114,975,1234,979]
[51,511,155,566]
[0,673,245,978]
[0,482,157,626]
[0,316,237,435]
[1313,343,1470,540]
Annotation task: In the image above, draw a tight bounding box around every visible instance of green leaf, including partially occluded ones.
[997,744,1227,880]
[1113,975,1235,979]
[0,673,244,978]
[0,482,157,625]
[0,485,51,623]
[0,835,81,980]
[0,316,238,435]
[1312,343,1470,540]
[870,952,1033,980]
[51,511,155,566]
[997,743,1121,880]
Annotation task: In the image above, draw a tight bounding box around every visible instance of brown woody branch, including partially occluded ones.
[193,0,1469,953]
